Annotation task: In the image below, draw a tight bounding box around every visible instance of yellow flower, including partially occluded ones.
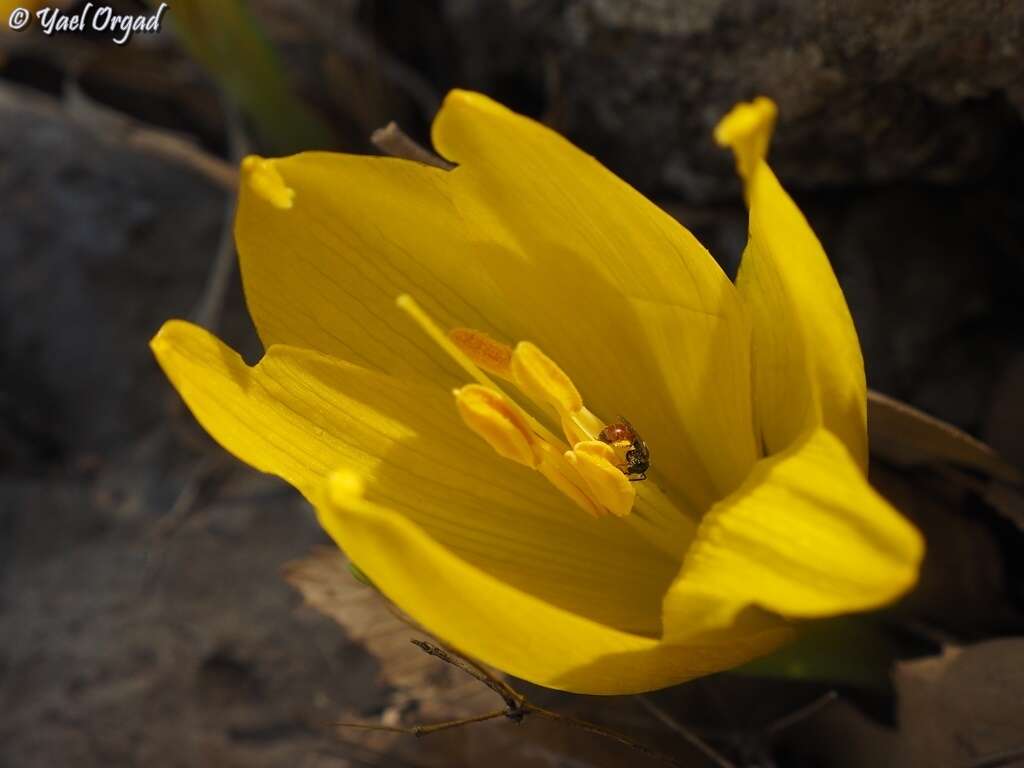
[151,91,923,695]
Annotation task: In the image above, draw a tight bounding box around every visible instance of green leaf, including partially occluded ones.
[348,561,375,588]
[734,616,900,690]
[150,0,334,153]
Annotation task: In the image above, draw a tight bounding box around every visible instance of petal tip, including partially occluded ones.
[327,470,366,505]
[713,97,778,147]
[898,522,927,590]
[714,97,779,180]
[149,318,193,357]
[241,154,296,210]
[149,328,170,356]
[443,88,495,111]
[435,89,509,148]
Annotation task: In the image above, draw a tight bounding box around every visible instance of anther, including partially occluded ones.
[510,341,582,415]
[398,300,641,518]
[454,385,539,468]
[535,443,604,517]
[397,296,565,449]
[449,328,513,378]
[565,441,636,518]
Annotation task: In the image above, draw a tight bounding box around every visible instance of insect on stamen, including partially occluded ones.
[598,417,650,482]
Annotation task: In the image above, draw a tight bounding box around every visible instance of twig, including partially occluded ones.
[967,746,1024,768]
[151,454,223,540]
[0,81,238,190]
[763,691,838,735]
[337,708,508,737]
[526,703,685,767]
[410,640,523,713]
[190,194,237,330]
[65,79,239,191]
[190,96,249,330]
[891,617,958,648]
[370,121,454,169]
[637,695,736,768]
[141,453,227,595]
[125,128,238,190]
[336,639,686,767]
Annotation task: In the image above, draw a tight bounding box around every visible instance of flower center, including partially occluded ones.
[397,294,639,518]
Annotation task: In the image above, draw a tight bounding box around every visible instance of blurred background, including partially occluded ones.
[2,1,1023,766]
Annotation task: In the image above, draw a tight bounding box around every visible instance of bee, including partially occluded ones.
[598,417,650,482]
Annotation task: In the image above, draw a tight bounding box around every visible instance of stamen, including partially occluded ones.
[398,295,646,519]
[242,156,295,209]
[397,295,499,390]
[397,295,565,449]
[449,328,513,377]
[565,441,636,518]
[454,385,539,468]
[510,341,582,414]
[535,443,604,517]
[561,409,606,445]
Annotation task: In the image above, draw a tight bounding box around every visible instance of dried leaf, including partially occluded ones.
[986,353,1024,472]
[282,548,664,767]
[869,392,1024,620]
[282,547,494,720]
[871,463,1019,636]
[984,481,1024,533]
[868,390,1021,484]
[773,699,903,768]
[896,640,1024,768]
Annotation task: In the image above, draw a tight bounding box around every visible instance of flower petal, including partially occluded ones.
[235,151,501,386]
[432,89,759,511]
[149,319,689,635]
[677,427,924,619]
[319,475,793,695]
[717,99,868,467]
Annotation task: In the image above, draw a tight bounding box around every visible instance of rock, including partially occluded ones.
[442,0,1024,199]
[0,85,250,462]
